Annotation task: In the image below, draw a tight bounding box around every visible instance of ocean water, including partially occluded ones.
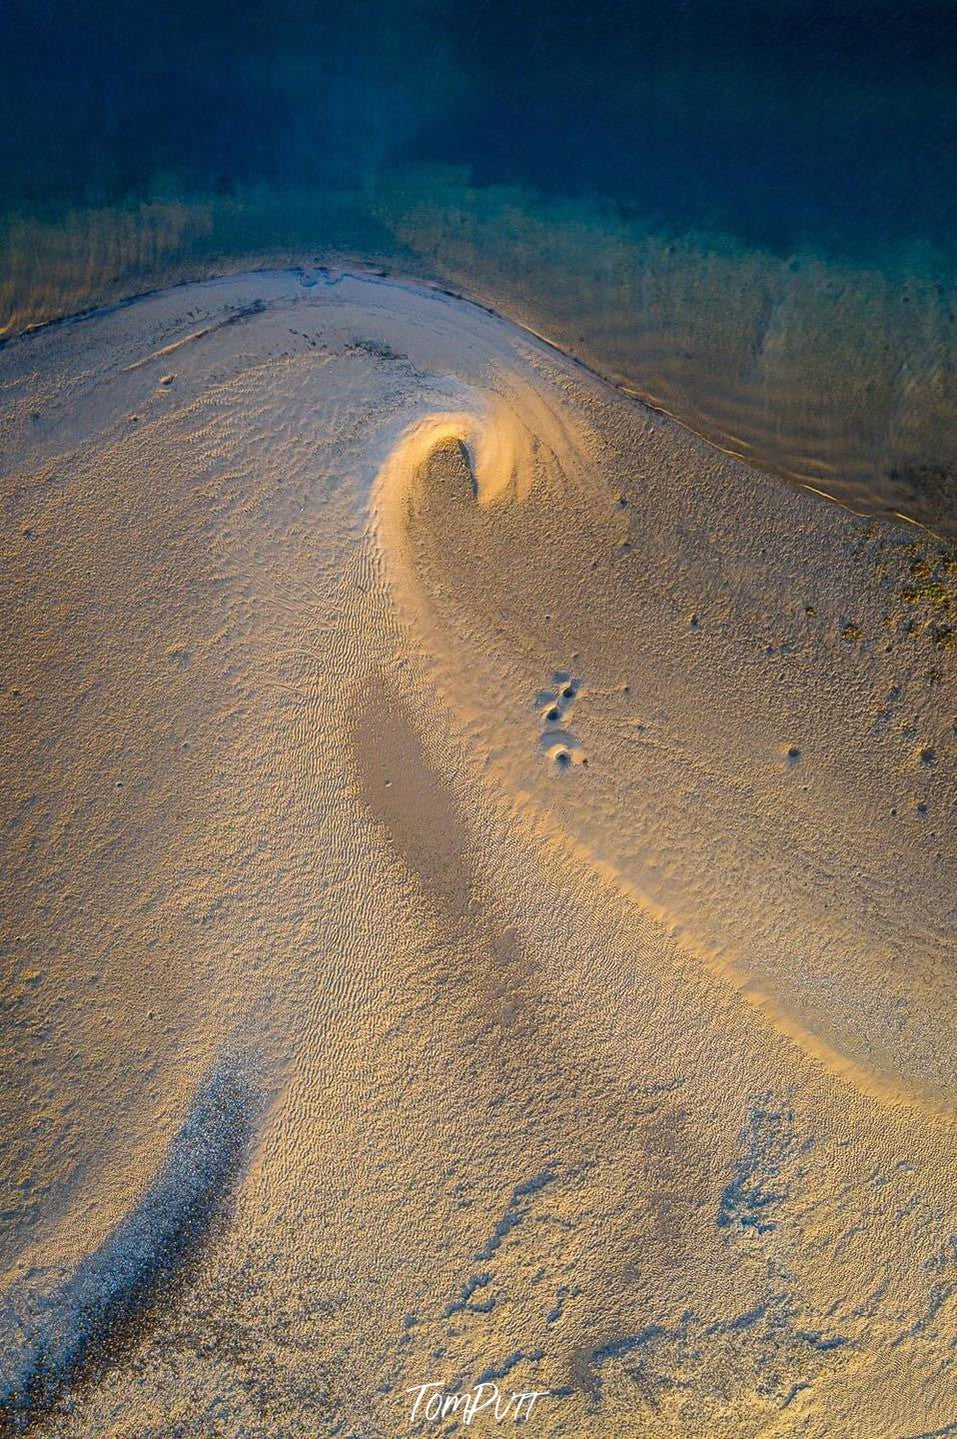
[2,0,957,532]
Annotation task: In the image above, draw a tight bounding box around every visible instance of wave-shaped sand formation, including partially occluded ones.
[0,269,955,1435]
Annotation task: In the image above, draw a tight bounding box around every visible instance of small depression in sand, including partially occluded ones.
[0,268,955,1436]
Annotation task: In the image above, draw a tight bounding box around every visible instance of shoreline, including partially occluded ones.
[2,254,949,546]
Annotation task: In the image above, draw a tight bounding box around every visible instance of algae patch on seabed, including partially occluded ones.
[0,1061,261,1437]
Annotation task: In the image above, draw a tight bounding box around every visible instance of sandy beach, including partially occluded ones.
[1,267,955,1437]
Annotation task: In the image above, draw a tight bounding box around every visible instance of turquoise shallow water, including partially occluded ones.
[2,0,956,532]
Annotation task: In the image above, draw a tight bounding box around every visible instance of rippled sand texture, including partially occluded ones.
[1,271,955,1437]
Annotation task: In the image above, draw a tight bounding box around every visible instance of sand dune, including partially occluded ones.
[0,268,955,1436]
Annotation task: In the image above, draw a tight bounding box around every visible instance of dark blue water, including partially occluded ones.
[429,0,957,266]
[5,0,956,265]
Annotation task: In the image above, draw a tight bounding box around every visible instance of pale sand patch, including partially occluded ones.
[0,269,954,1436]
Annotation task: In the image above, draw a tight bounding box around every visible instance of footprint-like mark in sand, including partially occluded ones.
[535,672,587,770]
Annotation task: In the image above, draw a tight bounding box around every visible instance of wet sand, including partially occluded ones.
[1,269,955,1437]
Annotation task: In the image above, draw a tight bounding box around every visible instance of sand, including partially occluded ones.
[0,267,955,1437]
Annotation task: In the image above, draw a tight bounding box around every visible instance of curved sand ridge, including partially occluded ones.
[1,268,955,1436]
[371,316,955,1116]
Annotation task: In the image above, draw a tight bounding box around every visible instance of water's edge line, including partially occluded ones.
[0,254,944,543]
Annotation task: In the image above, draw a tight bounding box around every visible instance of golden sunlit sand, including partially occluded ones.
[1,268,955,1437]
